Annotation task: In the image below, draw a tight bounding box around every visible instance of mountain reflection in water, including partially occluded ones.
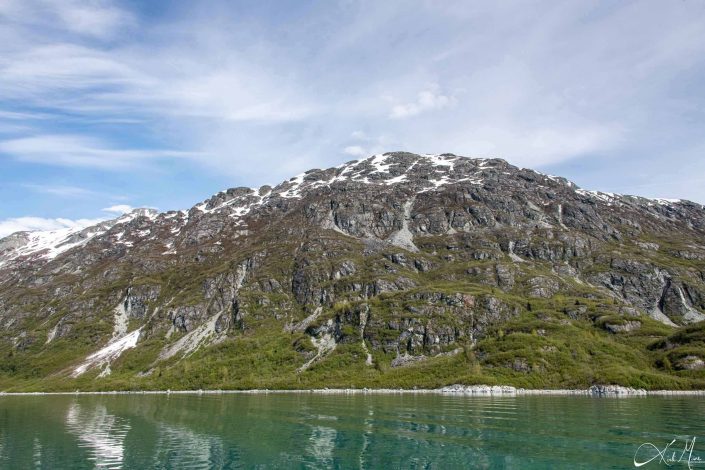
[0,393,703,469]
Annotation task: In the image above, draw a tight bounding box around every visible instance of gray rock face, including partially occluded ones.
[123,285,161,319]
[674,355,705,370]
[168,306,204,333]
[1,151,704,378]
[604,321,642,334]
[528,276,560,298]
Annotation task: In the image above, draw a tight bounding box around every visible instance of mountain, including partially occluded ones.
[2,152,705,391]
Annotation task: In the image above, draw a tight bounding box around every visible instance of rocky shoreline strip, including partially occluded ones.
[1,385,705,397]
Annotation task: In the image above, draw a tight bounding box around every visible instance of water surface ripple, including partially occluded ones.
[0,394,703,468]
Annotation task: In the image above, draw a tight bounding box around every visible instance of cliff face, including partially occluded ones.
[2,152,705,391]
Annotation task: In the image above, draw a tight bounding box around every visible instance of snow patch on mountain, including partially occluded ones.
[72,328,142,377]
[576,189,618,205]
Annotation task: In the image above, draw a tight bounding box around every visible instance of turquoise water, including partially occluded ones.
[1,393,704,469]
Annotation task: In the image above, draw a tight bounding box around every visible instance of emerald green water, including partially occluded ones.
[1,394,704,469]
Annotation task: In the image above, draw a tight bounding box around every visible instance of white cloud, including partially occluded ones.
[0,216,104,238]
[343,145,367,157]
[101,205,133,215]
[390,84,455,119]
[0,134,200,169]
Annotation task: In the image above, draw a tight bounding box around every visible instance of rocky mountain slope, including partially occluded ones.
[1,152,705,391]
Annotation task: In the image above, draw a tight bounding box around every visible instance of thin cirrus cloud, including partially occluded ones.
[0,24,316,120]
[0,43,315,122]
[0,135,201,170]
[0,0,134,39]
[22,183,96,198]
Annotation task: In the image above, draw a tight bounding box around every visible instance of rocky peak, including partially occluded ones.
[2,153,704,273]
[188,152,701,227]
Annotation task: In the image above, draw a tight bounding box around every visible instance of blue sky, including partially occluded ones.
[1,0,705,236]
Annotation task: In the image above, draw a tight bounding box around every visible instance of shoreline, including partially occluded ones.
[2,385,705,397]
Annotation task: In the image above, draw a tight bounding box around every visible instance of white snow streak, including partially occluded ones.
[72,328,141,377]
